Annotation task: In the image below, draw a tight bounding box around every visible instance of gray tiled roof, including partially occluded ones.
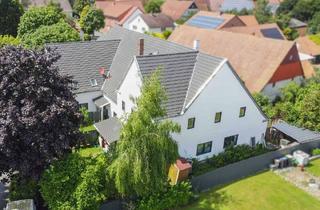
[98,26,193,102]
[273,121,320,143]
[289,18,307,28]
[185,53,224,107]
[94,117,122,143]
[136,52,198,117]
[50,40,120,93]
[136,52,225,117]
[94,96,110,107]
[140,13,174,28]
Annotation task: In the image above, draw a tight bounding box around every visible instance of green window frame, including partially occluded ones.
[239,107,246,117]
[196,141,212,156]
[215,112,222,123]
[187,117,195,129]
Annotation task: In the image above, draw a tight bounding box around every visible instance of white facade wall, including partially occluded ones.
[116,60,142,117]
[128,16,150,33]
[127,15,174,33]
[261,76,304,100]
[170,63,267,160]
[122,9,143,29]
[112,60,267,160]
[75,91,102,112]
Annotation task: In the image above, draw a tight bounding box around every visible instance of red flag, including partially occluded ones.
[99,67,105,75]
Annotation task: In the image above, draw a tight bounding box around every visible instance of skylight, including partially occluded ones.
[90,78,98,87]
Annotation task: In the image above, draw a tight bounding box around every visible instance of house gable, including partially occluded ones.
[171,62,267,159]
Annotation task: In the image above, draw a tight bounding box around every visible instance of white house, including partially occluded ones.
[94,26,268,160]
[127,13,174,33]
[121,7,144,29]
[51,40,121,121]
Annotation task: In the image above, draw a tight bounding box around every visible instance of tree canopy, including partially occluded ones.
[276,0,298,15]
[79,5,105,35]
[22,21,80,48]
[40,152,114,210]
[18,6,64,38]
[0,46,82,181]
[144,0,164,13]
[292,0,320,22]
[254,78,320,131]
[109,70,180,197]
[0,0,24,36]
[254,0,272,24]
[17,6,79,48]
[308,12,320,34]
[73,0,92,15]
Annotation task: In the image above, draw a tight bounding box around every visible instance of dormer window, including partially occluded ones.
[90,78,98,87]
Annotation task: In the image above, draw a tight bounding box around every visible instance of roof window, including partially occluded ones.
[90,78,98,87]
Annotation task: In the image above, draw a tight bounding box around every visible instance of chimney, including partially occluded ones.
[193,40,200,50]
[139,39,144,55]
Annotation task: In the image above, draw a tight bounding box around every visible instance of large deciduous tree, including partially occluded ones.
[109,70,180,197]
[23,21,80,48]
[255,79,320,132]
[79,5,105,35]
[17,6,64,38]
[254,0,272,24]
[0,46,82,181]
[73,0,92,15]
[144,0,164,13]
[0,0,24,36]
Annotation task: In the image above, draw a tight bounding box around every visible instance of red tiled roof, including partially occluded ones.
[161,0,195,21]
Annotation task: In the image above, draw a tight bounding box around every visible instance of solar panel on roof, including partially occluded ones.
[187,16,225,29]
[260,28,284,40]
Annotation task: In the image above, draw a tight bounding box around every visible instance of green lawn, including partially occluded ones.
[182,171,320,210]
[306,159,320,177]
[79,124,96,133]
[78,147,103,157]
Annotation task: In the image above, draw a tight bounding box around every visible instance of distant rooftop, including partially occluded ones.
[187,15,225,29]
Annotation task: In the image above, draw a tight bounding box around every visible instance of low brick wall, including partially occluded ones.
[191,139,320,191]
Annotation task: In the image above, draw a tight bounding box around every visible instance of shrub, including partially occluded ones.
[136,181,193,210]
[192,144,270,176]
[312,148,320,156]
[0,35,20,47]
[9,176,38,201]
[40,152,115,210]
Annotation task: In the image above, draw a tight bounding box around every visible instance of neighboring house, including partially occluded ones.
[161,0,199,21]
[296,36,320,64]
[267,0,282,14]
[127,13,174,33]
[209,0,255,12]
[185,11,246,29]
[50,40,120,120]
[93,26,267,159]
[21,0,72,17]
[289,18,308,37]
[95,0,144,32]
[120,6,144,29]
[169,25,306,99]
[238,15,259,26]
[222,23,286,40]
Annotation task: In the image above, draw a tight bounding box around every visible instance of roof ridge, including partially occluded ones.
[47,39,121,46]
[136,51,199,58]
